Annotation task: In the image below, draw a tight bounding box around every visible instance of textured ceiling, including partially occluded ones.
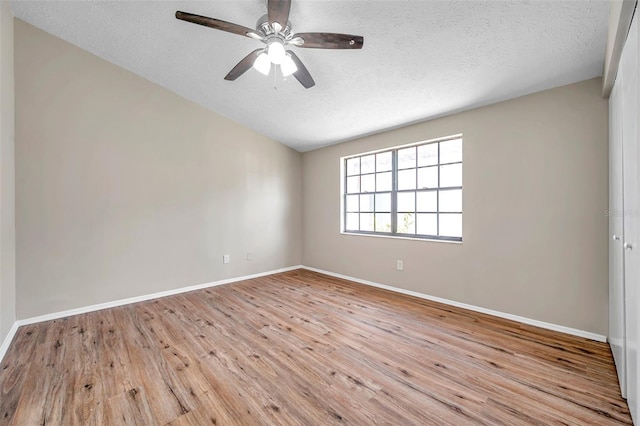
[11,0,609,152]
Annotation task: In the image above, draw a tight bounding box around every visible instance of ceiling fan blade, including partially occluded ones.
[175,11,255,38]
[287,51,315,89]
[224,49,263,81]
[268,0,291,28]
[293,32,364,49]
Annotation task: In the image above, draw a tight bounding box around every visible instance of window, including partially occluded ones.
[342,136,462,241]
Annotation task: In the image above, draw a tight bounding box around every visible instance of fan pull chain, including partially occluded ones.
[273,64,279,90]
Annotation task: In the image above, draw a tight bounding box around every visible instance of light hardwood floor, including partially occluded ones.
[0,269,632,425]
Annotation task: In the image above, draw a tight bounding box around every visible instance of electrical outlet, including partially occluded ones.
[223,254,230,264]
[396,260,403,271]
[247,252,253,261]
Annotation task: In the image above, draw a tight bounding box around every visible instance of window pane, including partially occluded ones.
[439,189,462,212]
[417,167,438,189]
[346,195,359,212]
[440,213,462,237]
[346,157,360,176]
[416,191,437,212]
[346,213,358,230]
[376,172,392,192]
[361,174,375,192]
[347,176,360,193]
[440,138,462,164]
[440,163,462,187]
[360,213,374,231]
[360,194,374,212]
[375,193,391,212]
[398,147,416,169]
[361,155,375,174]
[397,191,415,212]
[417,213,437,235]
[376,152,392,172]
[375,213,391,232]
[398,169,416,190]
[397,213,415,234]
[418,143,438,167]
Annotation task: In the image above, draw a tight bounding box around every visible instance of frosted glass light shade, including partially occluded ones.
[253,53,271,75]
[267,41,286,65]
[281,54,298,77]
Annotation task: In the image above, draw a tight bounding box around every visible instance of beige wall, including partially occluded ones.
[15,20,302,319]
[302,78,609,335]
[0,4,16,341]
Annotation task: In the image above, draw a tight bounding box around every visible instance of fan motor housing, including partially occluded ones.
[256,14,292,38]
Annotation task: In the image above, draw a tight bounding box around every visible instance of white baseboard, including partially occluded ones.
[0,322,20,364]
[0,263,606,364]
[301,266,607,343]
[15,265,303,328]
[0,266,299,363]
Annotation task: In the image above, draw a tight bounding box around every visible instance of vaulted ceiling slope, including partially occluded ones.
[11,1,608,152]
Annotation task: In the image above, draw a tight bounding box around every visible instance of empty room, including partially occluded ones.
[0,0,638,424]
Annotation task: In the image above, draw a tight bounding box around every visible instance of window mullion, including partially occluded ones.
[356,172,361,230]
[414,149,418,236]
[391,150,398,233]
[436,142,440,236]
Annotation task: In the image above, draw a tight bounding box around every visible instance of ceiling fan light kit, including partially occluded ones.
[253,52,272,75]
[175,0,364,89]
[267,40,286,64]
[279,54,298,77]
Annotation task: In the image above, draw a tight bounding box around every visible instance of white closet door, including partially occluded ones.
[622,14,639,424]
[610,73,626,397]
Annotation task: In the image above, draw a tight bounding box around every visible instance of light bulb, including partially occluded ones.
[253,52,271,76]
[281,54,298,77]
[267,41,286,65]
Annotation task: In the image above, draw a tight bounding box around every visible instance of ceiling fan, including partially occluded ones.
[175,0,364,89]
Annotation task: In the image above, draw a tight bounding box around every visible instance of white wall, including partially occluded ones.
[0,2,16,342]
[303,78,609,335]
[15,20,302,319]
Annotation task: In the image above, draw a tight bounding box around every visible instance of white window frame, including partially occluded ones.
[341,135,463,242]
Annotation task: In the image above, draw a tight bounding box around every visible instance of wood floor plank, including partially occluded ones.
[0,269,632,425]
[101,386,158,425]
[0,324,41,422]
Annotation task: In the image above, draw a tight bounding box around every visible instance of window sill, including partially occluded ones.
[340,231,462,244]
